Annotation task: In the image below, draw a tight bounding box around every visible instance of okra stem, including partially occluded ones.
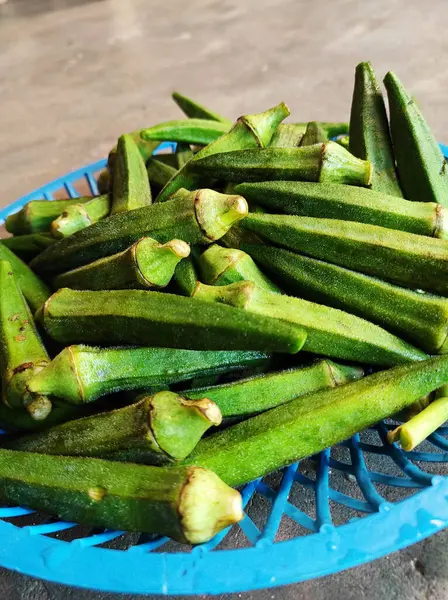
[5,197,92,235]
[51,195,110,239]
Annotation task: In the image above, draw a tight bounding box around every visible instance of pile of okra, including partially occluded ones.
[1,62,448,545]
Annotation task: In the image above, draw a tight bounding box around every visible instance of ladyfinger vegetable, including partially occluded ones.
[184,355,448,486]
[0,450,243,544]
[27,345,270,404]
[31,189,248,275]
[2,233,56,262]
[5,197,91,235]
[146,157,177,193]
[299,121,328,146]
[53,237,190,291]
[241,213,448,295]
[384,71,448,206]
[142,119,230,146]
[172,91,232,124]
[36,288,308,353]
[51,194,110,239]
[193,281,426,365]
[349,62,402,196]
[173,246,200,296]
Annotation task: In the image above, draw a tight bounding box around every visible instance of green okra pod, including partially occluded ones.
[172,91,232,124]
[53,237,190,291]
[0,450,243,544]
[5,197,92,235]
[0,262,51,419]
[107,133,161,172]
[219,223,265,248]
[269,123,305,148]
[37,288,308,354]
[173,246,200,296]
[176,142,194,168]
[51,194,110,239]
[193,281,427,365]
[146,157,177,194]
[189,142,372,187]
[6,391,222,465]
[111,134,152,215]
[156,102,290,201]
[349,62,402,196]
[97,169,110,194]
[186,360,363,418]
[384,71,448,206]
[141,119,230,146]
[184,355,448,486]
[234,181,448,237]
[198,244,281,292]
[299,121,328,146]
[242,244,448,354]
[0,243,51,313]
[31,189,248,275]
[241,213,448,295]
[2,234,56,262]
[27,344,270,404]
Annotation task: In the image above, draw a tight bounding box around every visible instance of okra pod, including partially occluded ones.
[198,244,281,292]
[0,243,51,312]
[173,247,200,296]
[27,344,270,404]
[0,450,242,544]
[111,134,152,215]
[31,189,248,275]
[146,157,177,193]
[53,237,189,291]
[107,133,161,172]
[141,119,230,146]
[5,197,91,235]
[384,71,448,206]
[97,169,110,194]
[187,360,363,417]
[241,213,448,295]
[176,142,194,168]
[193,281,427,365]
[349,62,402,196]
[185,355,448,486]
[2,233,56,262]
[37,288,308,353]
[219,223,265,248]
[6,391,222,464]
[156,102,290,201]
[172,91,232,124]
[269,123,305,148]
[0,261,51,419]
[234,181,447,237]
[189,142,372,187]
[299,121,328,146]
[51,194,110,239]
[242,244,448,354]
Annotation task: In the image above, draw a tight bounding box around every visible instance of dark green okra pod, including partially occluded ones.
[241,213,448,295]
[0,243,51,313]
[349,62,402,196]
[384,71,448,206]
[176,143,194,168]
[198,244,281,292]
[53,237,190,291]
[2,234,56,262]
[51,195,110,239]
[142,119,230,146]
[31,189,248,275]
[243,244,448,354]
[97,169,110,194]
[187,360,363,417]
[27,345,270,404]
[5,197,92,235]
[189,142,372,187]
[172,91,232,124]
[0,261,51,419]
[36,288,308,353]
[193,281,426,366]
[6,391,222,465]
[0,450,243,544]
[184,355,448,486]
[111,134,152,215]
[234,181,448,237]
[173,246,200,296]
[156,102,290,201]
[146,158,177,194]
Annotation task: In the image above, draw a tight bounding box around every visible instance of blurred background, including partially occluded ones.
[1,0,448,598]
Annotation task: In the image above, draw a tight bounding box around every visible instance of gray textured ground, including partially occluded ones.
[1,0,448,598]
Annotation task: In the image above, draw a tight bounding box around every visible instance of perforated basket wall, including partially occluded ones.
[0,144,447,596]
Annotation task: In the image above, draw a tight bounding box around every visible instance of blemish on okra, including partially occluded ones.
[88,486,107,502]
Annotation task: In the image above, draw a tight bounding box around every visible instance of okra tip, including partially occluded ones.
[179,467,243,544]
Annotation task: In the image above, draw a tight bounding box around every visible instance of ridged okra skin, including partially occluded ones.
[187,360,363,417]
[36,288,307,354]
[384,71,448,207]
[299,121,328,146]
[53,237,190,291]
[193,281,427,366]
[172,91,232,124]
[5,197,91,235]
[27,345,271,404]
[0,450,243,544]
[2,234,56,262]
[184,355,448,486]
[146,158,177,195]
[349,62,402,197]
[51,195,110,239]
[141,119,230,145]
[243,244,448,354]
[31,189,248,275]
[240,213,448,295]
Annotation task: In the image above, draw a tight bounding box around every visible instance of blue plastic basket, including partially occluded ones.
[0,143,448,596]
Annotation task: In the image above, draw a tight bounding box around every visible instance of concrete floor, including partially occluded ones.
[1,0,448,598]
